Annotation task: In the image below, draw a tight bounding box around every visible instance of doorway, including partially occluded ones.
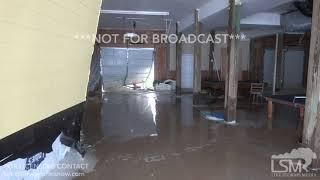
[263,49,275,87]
[100,47,155,91]
[181,54,194,90]
[283,49,305,89]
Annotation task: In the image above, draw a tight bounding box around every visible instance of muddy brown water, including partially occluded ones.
[71,90,317,180]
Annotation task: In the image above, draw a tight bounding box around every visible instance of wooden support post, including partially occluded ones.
[297,106,305,140]
[272,33,284,95]
[267,99,273,129]
[193,9,201,105]
[224,0,240,122]
[249,39,255,80]
[303,0,320,168]
[272,34,279,95]
[267,100,273,121]
[176,22,182,96]
[303,32,311,88]
[209,30,215,81]
[276,33,284,90]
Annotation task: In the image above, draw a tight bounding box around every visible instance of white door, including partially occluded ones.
[283,50,304,88]
[263,49,275,87]
[181,54,194,89]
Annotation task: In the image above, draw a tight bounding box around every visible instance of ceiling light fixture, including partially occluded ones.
[124,32,138,38]
[124,21,139,39]
[101,10,169,16]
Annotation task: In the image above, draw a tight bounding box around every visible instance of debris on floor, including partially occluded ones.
[201,111,224,122]
[154,79,176,91]
[144,154,166,163]
[0,134,70,180]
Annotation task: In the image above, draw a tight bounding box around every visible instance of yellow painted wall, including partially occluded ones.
[0,0,102,139]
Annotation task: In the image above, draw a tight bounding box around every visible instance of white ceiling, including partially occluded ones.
[99,0,212,30]
[179,0,295,31]
[101,0,212,20]
[98,14,169,30]
[99,0,308,33]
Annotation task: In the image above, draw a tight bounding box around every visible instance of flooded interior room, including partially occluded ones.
[1,0,320,179]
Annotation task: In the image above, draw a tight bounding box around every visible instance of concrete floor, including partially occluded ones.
[62,89,318,180]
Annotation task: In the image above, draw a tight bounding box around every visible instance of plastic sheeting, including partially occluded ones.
[0,134,70,180]
[100,48,127,89]
[87,44,102,95]
[125,48,154,85]
[100,48,154,90]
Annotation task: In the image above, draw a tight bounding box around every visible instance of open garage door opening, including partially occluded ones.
[100,47,155,91]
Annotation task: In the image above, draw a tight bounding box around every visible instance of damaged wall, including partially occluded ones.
[0,0,102,139]
[97,29,168,81]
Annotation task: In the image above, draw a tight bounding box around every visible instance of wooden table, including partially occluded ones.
[265,94,306,139]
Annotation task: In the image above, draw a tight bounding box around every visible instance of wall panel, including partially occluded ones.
[0,0,102,139]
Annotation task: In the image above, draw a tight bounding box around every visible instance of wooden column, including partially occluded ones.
[249,39,255,80]
[224,0,240,122]
[193,9,201,105]
[272,33,284,94]
[176,22,182,96]
[267,99,273,129]
[303,32,311,88]
[209,30,215,81]
[303,0,320,168]
[272,34,279,95]
[276,33,284,90]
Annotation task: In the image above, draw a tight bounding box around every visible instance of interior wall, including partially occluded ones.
[213,39,251,81]
[0,0,102,139]
[179,42,210,71]
[170,33,211,71]
[173,37,211,86]
[170,32,249,85]
[250,34,310,85]
[261,48,305,89]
